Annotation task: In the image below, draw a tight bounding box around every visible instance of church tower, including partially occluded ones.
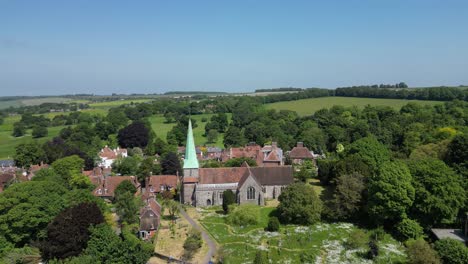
[183,119,199,178]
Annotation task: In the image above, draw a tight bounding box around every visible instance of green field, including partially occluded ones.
[149,113,230,148]
[199,206,406,263]
[265,97,444,116]
[88,99,154,110]
[0,115,65,159]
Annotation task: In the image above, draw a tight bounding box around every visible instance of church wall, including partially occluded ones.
[182,183,195,205]
[262,185,287,199]
[238,177,264,205]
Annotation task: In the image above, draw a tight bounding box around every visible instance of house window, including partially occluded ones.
[262,187,266,193]
[160,185,165,191]
[247,186,255,200]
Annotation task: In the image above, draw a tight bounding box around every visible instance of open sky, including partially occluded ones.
[1,0,468,96]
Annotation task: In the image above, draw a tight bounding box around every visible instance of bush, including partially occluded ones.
[344,229,368,249]
[266,217,280,232]
[226,204,259,226]
[406,239,441,264]
[434,238,468,264]
[395,218,424,241]
[367,240,379,260]
[32,125,48,138]
[277,183,322,225]
[369,227,386,241]
[253,250,268,264]
[222,189,236,214]
[183,229,202,260]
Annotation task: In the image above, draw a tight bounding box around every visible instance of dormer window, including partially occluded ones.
[160,185,165,191]
[98,189,102,194]
[150,186,154,192]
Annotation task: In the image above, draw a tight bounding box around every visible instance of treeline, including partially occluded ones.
[337,82,409,89]
[2,102,89,115]
[336,86,468,101]
[255,87,303,92]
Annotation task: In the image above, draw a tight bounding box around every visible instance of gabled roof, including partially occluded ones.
[99,146,127,160]
[289,146,314,159]
[140,198,161,231]
[238,166,262,188]
[146,175,178,192]
[93,176,140,198]
[250,166,294,186]
[264,150,281,162]
[199,167,248,184]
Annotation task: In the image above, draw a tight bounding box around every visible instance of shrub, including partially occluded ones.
[226,204,260,226]
[367,240,379,260]
[222,189,236,214]
[253,250,268,264]
[406,239,441,264]
[369,227,386,241]
[266,217,280,232]
[434,238,468,264]
[277,183,322,225]
[344,229,368,249]
[395,218,424,241]
[183,229,202,260]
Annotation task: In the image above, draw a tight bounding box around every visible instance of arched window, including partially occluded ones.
[247,186,255,200]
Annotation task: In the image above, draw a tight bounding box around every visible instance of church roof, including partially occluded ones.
[183,119,199,169]
[198,166,293,186]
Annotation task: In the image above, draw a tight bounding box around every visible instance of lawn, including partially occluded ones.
[149,113,231,148]
[199,206,407,263]
[265,96,444,116]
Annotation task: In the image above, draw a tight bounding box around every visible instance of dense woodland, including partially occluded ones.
[1,87,468,263]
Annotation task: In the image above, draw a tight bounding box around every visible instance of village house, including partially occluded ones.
[92,175,140,200]
[182,120,294,207]
[288,142,314,165]
[221,142,284,167]
[0,173,15,193]
[97,146,128,168]
[145,175,178,195]
[0,160,15,174]
[139,195,162,240]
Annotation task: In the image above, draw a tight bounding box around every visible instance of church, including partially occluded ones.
[181,119,294,206]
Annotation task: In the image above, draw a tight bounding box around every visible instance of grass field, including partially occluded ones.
[88,99,154,110]
[199,206,407,263]
[265,96,444,116]
[149,113,230,148]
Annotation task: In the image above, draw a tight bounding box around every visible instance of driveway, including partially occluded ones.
[178,206,217,264]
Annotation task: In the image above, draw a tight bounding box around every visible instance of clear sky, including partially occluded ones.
[1,0,468,96]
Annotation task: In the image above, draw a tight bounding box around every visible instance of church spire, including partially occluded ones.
[183,119,199,169]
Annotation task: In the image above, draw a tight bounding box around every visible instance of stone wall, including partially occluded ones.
[238,176,263,205]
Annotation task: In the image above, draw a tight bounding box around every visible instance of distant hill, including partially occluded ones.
[163,91,228,95]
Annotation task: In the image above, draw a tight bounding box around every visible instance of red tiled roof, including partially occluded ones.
[264,150,281,162]
[99,147,127,159]
[199,167,248,184]
[183,177,198,183]
[0,173,15,192]
[146,175,178,193]
[289,147,314,159]
[30,163,49,173]
[93,176,139,198]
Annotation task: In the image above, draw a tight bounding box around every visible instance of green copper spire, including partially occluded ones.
[183,119,199,169]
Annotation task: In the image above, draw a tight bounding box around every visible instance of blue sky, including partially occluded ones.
[1,0,468,96]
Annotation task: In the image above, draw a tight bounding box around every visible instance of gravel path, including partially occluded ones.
[178,206,217,264]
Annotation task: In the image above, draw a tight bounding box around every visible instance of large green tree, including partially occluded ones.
[368,161,415,225]
[327,172,366,220]
[277,183,322,225]
[346,136,391,172]
[407,158,465,227]
[14,141,46,168]
[0,181,68,246]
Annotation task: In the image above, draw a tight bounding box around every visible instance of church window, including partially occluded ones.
[247,186,255,200]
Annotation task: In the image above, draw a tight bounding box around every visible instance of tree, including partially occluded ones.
[161,152,182,175]
[51,155,85,187]
[206,129,219,143]
[223,125,246,147]
[164,199,180,221]
[12,122,26,137]
[182,229,202,260]
[266,217,280,232]
[253,250,268,264]
[32,125,48,138]
[346,136,391,172]
[222,189,236,214]
[434,238,468,264]
[395,218,424,241]
[226,204,260,226]
[117,121,150,148]
[407,158,465,227]
[277,183,322,225]
[14,141,45,168]
[344,229,368,249]
[39,203,104,260]
[224,157,257,167]
[406,239,441,264]
[113,156,139,176]
[368,161,415,225]
[446,133,468,171]
[84,224,153,264]
[114,180,137,200]
[0,181,68,247]
[115,191,139,224]
[327,172,366,220]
